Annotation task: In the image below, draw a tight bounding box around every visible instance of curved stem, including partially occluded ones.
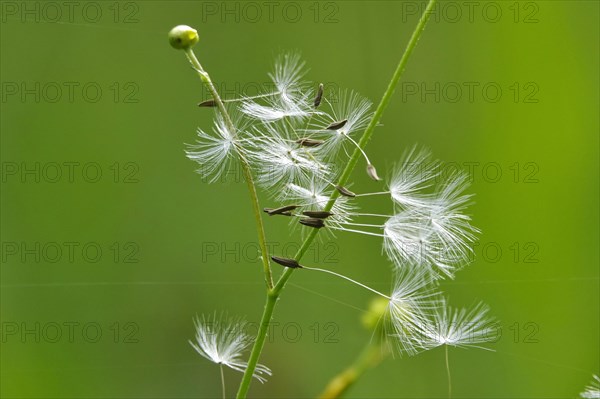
[355,191,391,197]
[222,91,281,103]
[236,292,278,398]
[330,227,383,238]
[344,133,373,166]
[302,266,390,299]
[220,364,226,399]
[445,345,452,398]
[236,1,437,396]
[318,341,388,399]
[184,49,274,290]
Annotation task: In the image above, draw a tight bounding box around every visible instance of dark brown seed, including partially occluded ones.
[198,99,217,107]
[326,119,348,130]
[265,205,299,216]
[271,256,302,269]
[302,211,333,219]
[296,138,325,148]
[314,83,324,108]
[336,185,356,197]
[299,217,325,229]
[263,208,294,217]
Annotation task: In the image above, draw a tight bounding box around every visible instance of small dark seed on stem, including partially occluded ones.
[299,217,325,229]
[263,208,294,217]
[336,185,356,197]
[314,83,324,108]
[264,205,299,216]
[296,138,325,147]
[302,211,333,219]
[271,256,302,269]
[198,99,217,107]
[326,119,348,130]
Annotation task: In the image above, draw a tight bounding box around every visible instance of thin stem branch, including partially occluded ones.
[236,292,278,398]
[220,364,226,399]
[318,340,388,399]
[350,212,393,218]
[222,91,282,103]
[445,345,452,399]
[236,1,437,396]
[330,227,383,238]
[355,191,391,197]
[184,49,274,290]
[344,133,373,166]
[302,266,390,299]
[341,222,384,228]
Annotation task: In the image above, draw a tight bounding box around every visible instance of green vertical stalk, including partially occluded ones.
[184,49,274,290]
[317,341,387,399]
[236,1,437,397]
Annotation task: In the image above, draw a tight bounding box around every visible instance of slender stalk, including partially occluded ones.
[302,266,391,299]
[220,364,226,399]
[184,49,274,290]
[236,292,278,398]
[236,231,319,399]
[318,341,387,399]
[445,345,452,398]
[222,91,281,103]
[236,1,437,396]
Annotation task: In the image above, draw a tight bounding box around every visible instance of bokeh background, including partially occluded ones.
[1,1,598,398]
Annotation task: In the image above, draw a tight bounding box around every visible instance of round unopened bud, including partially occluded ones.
[168,25,199,50]
[361,296,389,331]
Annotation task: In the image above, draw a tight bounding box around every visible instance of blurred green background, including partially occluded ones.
[1,1,598,398]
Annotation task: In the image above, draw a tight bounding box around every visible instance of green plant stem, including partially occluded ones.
[220,364,226,399]
[237,1,437,396]
[317,341,388,399]
[184,49,274,290]
[445,345,452,398]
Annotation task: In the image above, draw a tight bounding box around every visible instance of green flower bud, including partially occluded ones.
[168,25,199,50]
[361,296,390,331]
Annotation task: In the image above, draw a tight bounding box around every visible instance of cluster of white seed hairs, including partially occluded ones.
[580,375,600,399]
[183,48,502,384]
[169,22,598,399]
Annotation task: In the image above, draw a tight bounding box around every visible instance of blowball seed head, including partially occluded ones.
[168,25,199,50]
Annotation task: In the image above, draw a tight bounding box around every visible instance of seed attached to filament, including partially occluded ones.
[366,164,382,181]
[314,83,324,108]
[197,99,217,107]
[264,205,299,216]
[296,138,325,147]
[299,217,325,229]
[326,119,348,130]
[271,256,302,269]
[335,185,356,197]
[302,211,333,219]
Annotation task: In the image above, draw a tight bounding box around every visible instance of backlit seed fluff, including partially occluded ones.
[421,300,499,351]
[581,375,600,399]
[168,25,199,50]
[189,313,272,383]
[385,266,441,356]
